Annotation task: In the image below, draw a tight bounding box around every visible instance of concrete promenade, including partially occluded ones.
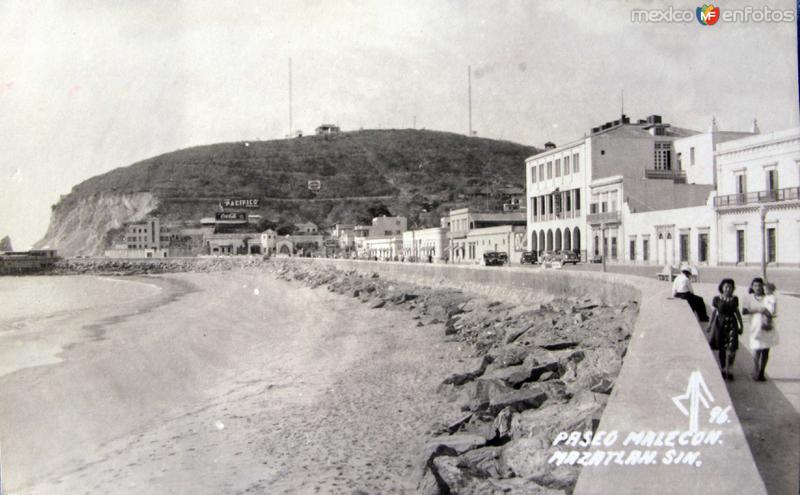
[555,262,798,494]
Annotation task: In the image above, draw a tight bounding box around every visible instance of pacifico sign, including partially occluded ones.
[222,198,260,209]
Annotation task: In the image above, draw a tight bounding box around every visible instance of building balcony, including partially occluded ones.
[714,187,800,208]
[531,209,581,223]
[644,169,686,182]
[586,211,621,225]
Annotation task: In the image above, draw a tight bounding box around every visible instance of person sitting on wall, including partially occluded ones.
[672,267,710,322]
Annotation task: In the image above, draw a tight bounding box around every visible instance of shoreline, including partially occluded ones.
[2,262,637,494]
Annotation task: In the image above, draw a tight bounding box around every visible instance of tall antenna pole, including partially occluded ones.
[289,57,293,137]
[468,65,473,136]
[620,89,624,116]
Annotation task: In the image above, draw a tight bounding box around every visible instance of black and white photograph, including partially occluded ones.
[1,1,798,493]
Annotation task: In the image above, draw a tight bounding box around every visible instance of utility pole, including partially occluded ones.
[759,205,767,281]
[468,65,472,136]
[601,223,607,273]
[288,57,293,137]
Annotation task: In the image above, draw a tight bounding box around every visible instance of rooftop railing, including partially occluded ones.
[644,169,686,180]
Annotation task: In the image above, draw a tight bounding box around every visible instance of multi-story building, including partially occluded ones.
[124,218,162,250]
[401,227,448,262]
[368,216,407,237]
[526,114,755,264]
[444,208,525,263]
[714,127,800,266]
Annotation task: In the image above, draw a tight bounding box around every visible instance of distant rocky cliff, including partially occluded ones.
[35,192,158,257]
[34,130,538,257]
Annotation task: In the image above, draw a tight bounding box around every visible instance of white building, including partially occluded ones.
[362,236,402,260]
[260,229,278,252]
[714,127,800,267]
[368,216,407,237]
[465,225,527,264]
[294,222,319,234]
[444,208,525,263]
[527,114,755,265]
[401,227,448,262]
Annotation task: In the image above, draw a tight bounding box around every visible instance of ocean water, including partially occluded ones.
[0,275,162,378]
[0,275,161,323]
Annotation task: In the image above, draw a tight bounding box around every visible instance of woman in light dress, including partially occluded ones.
[742,278,779,381]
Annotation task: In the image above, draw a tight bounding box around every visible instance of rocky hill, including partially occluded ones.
[36,129,539,256]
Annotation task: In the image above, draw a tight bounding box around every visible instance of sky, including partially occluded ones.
[1,0,798,249]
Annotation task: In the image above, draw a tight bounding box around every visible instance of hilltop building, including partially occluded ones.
[316,124,341,135]
[294,222,319,234]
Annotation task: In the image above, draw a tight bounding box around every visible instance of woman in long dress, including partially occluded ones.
[707,278,743,380]
[743,279,779,381]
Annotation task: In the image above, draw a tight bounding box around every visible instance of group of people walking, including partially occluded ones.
[672,268,779,381]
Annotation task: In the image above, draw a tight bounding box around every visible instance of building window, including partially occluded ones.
[573,153,580,173]
[531,166,537,183]
[601,150,605,155]
[575,189,580,210]
[555,159,561,177]
[539,165,544,181]
[629,239,636,261]
[767,227,776,263]
[698,233,709,263]
[680,233,690,262]
[643,239,650,261]
[766,169,779,192]
[547,161,553,179]
[677,152,682,170]
[736,229,745,263]
[690,147,695,166]
[564,156,570,175]
[654,142,672,170]
[611,237,617,259]
[735,173,747,200]
[590,203,598,214]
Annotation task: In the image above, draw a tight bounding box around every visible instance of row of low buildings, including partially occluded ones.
[526,115,800,268]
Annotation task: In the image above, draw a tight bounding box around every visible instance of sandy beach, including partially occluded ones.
[0,270,465,494]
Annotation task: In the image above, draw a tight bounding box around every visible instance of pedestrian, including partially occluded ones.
[706,278,743,380]
[743,278,778,381]
[672,267,710,322]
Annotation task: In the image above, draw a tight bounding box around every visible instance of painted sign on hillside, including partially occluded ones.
[222,198,260,208]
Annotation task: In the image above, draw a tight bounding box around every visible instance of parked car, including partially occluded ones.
[561,250,581,265]
[483,251,508,266]
[520,251,538,264]
[539,251,556,263]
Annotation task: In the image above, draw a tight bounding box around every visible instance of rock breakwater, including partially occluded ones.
[269,261,638,494]
[47,256,269,276]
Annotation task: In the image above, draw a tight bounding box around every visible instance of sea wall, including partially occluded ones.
[283,258,766,495]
